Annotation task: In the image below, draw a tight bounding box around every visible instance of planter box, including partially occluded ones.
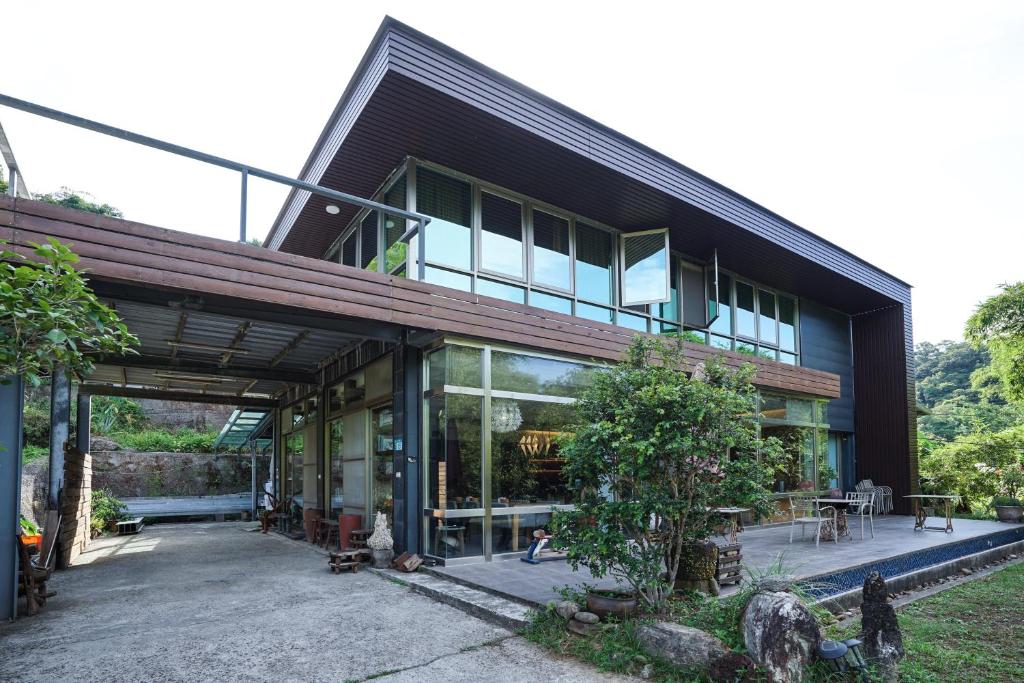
[995,505,1023,523]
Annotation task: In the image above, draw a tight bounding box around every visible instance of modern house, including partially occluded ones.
[257,17,916,562]
[0,17,916,576]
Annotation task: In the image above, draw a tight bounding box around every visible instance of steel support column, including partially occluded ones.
[49,369,70,512]
[250,441,258,520]
[76,394,91,455]
[392,342,422,555]
[0,376,24,621]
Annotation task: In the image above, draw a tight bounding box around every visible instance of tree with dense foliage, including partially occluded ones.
[967,282,1024,404]
[552,336,783,611]
[914,340,1022,441]
[35,187,123,218]
[1,238,138,386]
[918,425,1024,509]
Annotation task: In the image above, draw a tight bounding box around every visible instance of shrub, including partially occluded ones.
[553,336,783,612]
[21,401,50,448]
[92,396,147,435]
[22,444,47,463]
[112,427,219,453]
[919,425,1024,508]
[91,489,128,534]
[992,495,1022,507]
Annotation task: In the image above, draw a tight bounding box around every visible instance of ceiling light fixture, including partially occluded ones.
[325,204,340,215]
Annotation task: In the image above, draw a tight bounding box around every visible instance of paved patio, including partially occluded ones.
[436,515,1013,605]
[0,523,627,683]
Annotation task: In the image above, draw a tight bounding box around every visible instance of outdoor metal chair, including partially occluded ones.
[845,490,876,540]
[788,497,837,548]
[856,479,890,515]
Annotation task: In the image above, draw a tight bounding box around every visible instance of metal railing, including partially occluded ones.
[0,93,431,279]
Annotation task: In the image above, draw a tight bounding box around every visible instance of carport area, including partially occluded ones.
[0,522,621,683]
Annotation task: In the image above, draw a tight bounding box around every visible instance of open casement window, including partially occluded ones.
[619,228,671,306]
[705,249,720,327]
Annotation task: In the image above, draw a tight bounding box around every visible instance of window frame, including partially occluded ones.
[618,228,672,307]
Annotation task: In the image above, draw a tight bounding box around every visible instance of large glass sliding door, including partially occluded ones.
[423,342,597,563]
[370,404,395,527]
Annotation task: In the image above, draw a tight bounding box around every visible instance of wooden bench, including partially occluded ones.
[117,517,145,535]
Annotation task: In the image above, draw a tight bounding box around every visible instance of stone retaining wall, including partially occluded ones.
[92,450,260,498]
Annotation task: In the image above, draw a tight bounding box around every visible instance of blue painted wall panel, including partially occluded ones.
[799,300,854,432]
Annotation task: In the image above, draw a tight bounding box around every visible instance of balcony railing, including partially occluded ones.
[0,93,431,279]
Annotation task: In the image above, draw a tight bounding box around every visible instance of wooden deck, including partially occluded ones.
[0,196,840,397]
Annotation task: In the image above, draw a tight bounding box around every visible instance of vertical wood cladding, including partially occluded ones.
[852,304,917,514]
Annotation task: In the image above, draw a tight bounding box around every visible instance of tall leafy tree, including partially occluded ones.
[915,340,1021,441]
[967,282,1024,404]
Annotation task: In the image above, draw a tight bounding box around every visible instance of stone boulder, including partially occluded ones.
[555,600,579,620]
[741,591,821,682]
[90,435,120,451]
[637,621,730,671]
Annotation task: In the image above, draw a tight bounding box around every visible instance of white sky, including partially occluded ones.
[3,1,1022,344]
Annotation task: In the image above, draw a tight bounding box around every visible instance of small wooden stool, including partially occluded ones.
[328,548,369,574]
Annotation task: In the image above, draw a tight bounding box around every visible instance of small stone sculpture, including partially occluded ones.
[367,512,394,568]
[860,572,904,683]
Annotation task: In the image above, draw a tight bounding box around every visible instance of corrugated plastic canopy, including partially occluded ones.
[214,409,272,451]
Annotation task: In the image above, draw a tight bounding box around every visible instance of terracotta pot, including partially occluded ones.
[586,589,638,620]
[995,505,1023,523]
[338,514,362,549]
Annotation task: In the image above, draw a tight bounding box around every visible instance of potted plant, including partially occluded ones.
[19,516,42,549]
[993,496,1023,523]
[585,588,638,620]
[367,511,394,568]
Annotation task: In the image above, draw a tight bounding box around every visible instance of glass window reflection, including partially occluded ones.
[531,210,571,290]
[418,167,472,270]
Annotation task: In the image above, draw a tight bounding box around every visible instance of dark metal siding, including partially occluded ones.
[852,304,917,514]
[268,18,912,309]
[379,21,911,302]
[799,300,854,432]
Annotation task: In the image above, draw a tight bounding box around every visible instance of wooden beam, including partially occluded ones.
[79,384,275,407]
[269,330,310,368]
[169,311,188,359]
[220,321,252,364]
[89,355,315,384]
[238,378,259,396]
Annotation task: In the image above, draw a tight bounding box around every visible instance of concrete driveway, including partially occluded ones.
[0,523,626,682]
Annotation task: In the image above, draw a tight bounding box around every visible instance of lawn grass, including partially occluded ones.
[838,561,1024,682]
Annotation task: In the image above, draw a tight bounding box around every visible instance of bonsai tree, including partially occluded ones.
[1,238,137,386]
[553,336,783,611]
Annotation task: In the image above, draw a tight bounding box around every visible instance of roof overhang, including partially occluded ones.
[266,17,911,316]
